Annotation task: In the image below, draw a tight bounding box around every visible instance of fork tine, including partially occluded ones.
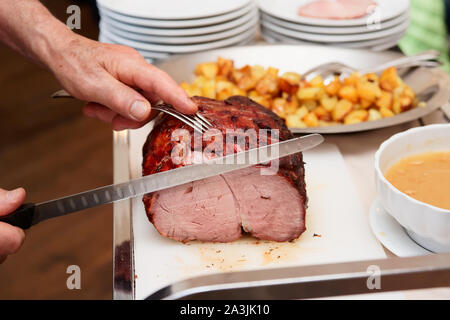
[192,114,212,130]
[195,113,213,127]
[175,113,206,133]
[153,106,205,133]
[163,106,212,132]
[166,107,208,133]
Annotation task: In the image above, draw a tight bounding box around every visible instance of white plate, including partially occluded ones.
[261,26,405,49]
[101,14,259,44]
[258,0,409,27]
[261,17,409,43]
[99,32,172,59]
[99,32,255,62]
[262,32,401,51]
[100,10,256,37]
[369,198,431,257]
[261,10,409,35]
[100,25,257,53]
[97,0,251,20]
[99,2,255,28]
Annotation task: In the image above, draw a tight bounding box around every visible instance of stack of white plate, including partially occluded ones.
[259,0,410,51]
[97,0,258,63]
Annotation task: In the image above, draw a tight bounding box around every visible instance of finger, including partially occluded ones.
[83,102,117,123]
[0,188,26,216]
[0,222,25,256]
[141,91,162,105]
[0,256,6,264]
[86,71,152,122]
[111,115,147,131]
[122,60,197,114]
[111,109,160,131]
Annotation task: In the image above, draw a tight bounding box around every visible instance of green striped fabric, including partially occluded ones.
[398,0,450,73]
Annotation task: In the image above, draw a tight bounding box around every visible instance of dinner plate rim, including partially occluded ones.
[261,26,405,48]
[100,26,257,53]
[260,10,409,35]
[261,18,409,43]
[100,15,259,45]
[99,10,257,37]
[97,0,252,20]
[99,29,257,55]
[98,2,255,28]
[258,0,410,27]
[260,33,403,52]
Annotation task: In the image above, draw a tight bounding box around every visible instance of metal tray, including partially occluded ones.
[113,45,450,300]
[113,128,450,299]
[155,44,450,134]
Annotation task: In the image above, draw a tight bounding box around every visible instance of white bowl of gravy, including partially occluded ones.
[375,124,450,253]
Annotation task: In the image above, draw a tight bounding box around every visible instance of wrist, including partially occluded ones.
[30,18,78,70]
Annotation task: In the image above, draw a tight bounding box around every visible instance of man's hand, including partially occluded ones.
[48,35,197,131]
[0,0,197,131]
[0,188,26,264]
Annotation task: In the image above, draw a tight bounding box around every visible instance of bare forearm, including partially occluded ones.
[0,0,74,68]
[0,0,196,129]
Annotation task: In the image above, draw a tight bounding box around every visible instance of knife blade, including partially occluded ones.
[0,133,323,229]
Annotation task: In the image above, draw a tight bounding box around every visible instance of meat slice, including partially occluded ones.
[142,96,307,243]
[147,175,242,242]
[221,167,306,241]
[298,0,376,20]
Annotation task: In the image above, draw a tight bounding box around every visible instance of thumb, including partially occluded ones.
[0,188,26,216]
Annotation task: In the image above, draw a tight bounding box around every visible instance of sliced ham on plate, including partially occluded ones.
[298,0,377,20]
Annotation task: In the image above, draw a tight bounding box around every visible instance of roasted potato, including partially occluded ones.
[182,58,420,128]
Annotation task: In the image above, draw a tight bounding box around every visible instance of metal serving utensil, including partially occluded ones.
[51,90,212,133]
[302,50,442,81]
[147,252,450,300]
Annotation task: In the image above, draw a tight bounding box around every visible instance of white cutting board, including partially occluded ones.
[128,127,387,300]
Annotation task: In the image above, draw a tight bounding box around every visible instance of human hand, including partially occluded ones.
[47,34,197,131]
[0,188,26,264]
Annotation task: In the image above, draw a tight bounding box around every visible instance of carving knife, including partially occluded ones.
[0,133,323,229]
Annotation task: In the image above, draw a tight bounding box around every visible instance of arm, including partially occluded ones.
[0,0,197,130]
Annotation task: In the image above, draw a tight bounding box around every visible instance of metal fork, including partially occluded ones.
[152,102,212,134]
[51,89,212,134]
[302,50,442,81]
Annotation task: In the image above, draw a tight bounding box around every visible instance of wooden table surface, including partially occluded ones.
[0,0,112,300]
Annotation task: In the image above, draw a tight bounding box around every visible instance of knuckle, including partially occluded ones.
[110,92,126,111]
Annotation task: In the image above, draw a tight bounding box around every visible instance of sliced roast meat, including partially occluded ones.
[142,96,307,243]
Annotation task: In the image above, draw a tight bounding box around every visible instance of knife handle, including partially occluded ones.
[0,203,36,230]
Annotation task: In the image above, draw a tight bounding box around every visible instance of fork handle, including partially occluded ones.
[361,50,441,74]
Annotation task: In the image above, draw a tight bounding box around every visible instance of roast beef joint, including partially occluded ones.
[142,96,307,243]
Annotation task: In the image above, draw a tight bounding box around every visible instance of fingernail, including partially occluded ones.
[130,100,150,121]
[6,188,22,202]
